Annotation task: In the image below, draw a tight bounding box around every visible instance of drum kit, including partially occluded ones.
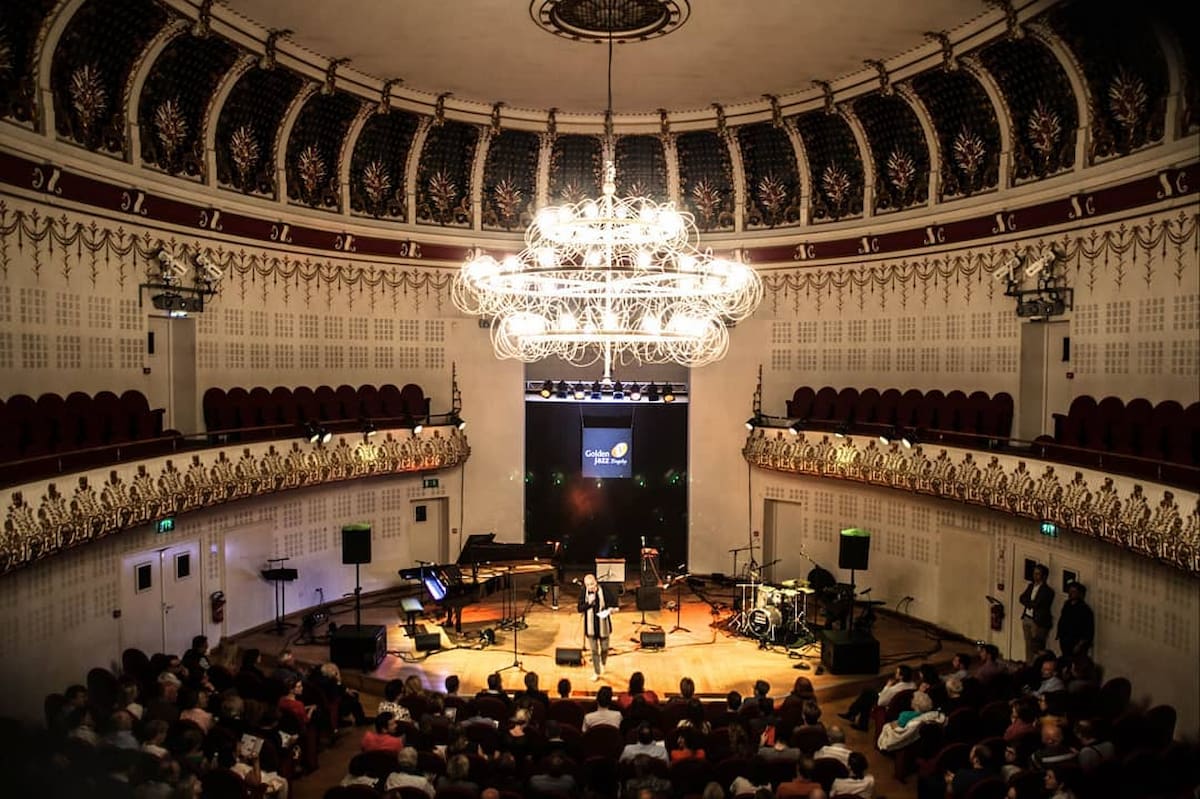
[731,577,817,647]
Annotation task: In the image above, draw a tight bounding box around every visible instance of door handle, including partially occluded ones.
[164,604,174,613]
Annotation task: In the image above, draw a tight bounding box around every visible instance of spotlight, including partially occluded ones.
[590,381,602,400]
[413,421,424,434]
[361,419,377,439]
[448,414,466,430]
[573,383,586,400]
[745,416,758,431]
[629,384,642,401]
[539,380,553,398]
[662,383,675,403]
[406,416,424,434]
[788,419,805,436]
[320,428,332,445]
[647,383,660,402]
[879,427,895,445]
[612,381,624,400]
[303,421,330,445]
[556,380,569,399]
[834,424,849,439]
[901,429,918,449]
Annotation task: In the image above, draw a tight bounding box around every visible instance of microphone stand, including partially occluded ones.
[668,574,690,634]
[498,566,526,674]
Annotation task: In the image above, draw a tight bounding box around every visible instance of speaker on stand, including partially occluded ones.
[331,523,386,670]
[838,528,871,631]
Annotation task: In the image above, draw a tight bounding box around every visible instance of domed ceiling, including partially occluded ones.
[223,0,985,114]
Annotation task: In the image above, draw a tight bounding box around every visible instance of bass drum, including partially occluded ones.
[748,606,782,638]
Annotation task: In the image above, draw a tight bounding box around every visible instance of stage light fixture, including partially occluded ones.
[448,413,466,431]
[788,419,805,436]
[647,383,660,402]
[573,382,586,400]
[361,419,378,440]
[834,424,849,439]
[629,384,642,401]
[662,384,676,403]
[879,427,895,445]
[556,380,569,399]
[479,627,496,646]
[303,422,330,445]
[745,416,758,431]
[901,429,918,449]
[590,380,603,400]
[612,381,624,400]
[539,380,554,398]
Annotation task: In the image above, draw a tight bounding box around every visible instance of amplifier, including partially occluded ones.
[330,624,386,671]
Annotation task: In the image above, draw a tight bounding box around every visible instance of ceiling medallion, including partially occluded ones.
[531,0,690,43]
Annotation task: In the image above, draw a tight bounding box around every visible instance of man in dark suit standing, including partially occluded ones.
[1056,581,1095,661]
[1019,564,1054,663]
[578,573,617,680]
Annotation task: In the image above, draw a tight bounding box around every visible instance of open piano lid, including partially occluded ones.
[457,533,560,565]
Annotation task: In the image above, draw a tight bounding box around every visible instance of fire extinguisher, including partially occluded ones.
[210,591,226,625]
[987,596,1005,631]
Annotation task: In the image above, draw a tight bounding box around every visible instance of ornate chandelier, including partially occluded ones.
[452,9,761,378]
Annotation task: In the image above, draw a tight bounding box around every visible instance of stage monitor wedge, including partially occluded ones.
[640,630,666,649]
[555,647,583,666]
[330,624,385,671]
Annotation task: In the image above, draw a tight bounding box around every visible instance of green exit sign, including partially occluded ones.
[423,478,439,489]
[156,517,175,534]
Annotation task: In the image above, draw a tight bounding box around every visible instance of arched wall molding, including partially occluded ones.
[1025,20,1093,172]
[957,55,1016,191]
[0,428,471,577]
[274,82,318,205]
[836,104,875,219]
[470,125,492,233]
[661,132,680,208]
[406,117,433,226]
[723,125,747,234]
[125,18,190,169]
[782,120,812,227]
[742,430,1199,575]
[1151,20,1187,141]
[893,83,942,207]
[32,0,83,137]
[336,101,375,216]
[200,53,255,188]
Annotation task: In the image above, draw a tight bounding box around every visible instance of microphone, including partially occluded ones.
[571,577,580,585]
[859,587,872,595]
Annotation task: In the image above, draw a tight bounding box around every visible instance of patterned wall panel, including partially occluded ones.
[349,110,419,219]
[614,135,668,203]
[415,119,478,227]
[0,0,57,126]
[675,130,734,232]
[50,0,168,155]
[481,129,539,231]
[138,34,238,180]
[1048,3,1168,162]
[911,68,1002,200]
[852,93,930,213]
[736,122,801,229]
[285,91,362,210]
[214,67,304,197]
[1156,6,1198,136]
[793,110,864,222]
[980,36,1078,184]
[548,134,602,204]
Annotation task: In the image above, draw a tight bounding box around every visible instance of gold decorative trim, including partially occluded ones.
[744,430,1199,575]
[0,430,470,576]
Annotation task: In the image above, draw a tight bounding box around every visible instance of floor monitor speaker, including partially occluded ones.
[819,629,880,675]
[329,624,385,671]
[555,647,583,666]
[341,524,372,564]
[414,632,442,652]
[640,630,666,649]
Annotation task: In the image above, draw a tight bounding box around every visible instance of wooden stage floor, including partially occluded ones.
[236,575,974,702]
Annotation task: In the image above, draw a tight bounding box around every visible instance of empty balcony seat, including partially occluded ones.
[786,386,816,420]
[399,383,430,419]
[810,386,838,423]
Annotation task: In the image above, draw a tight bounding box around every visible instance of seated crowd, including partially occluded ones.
[4,635,1196,799]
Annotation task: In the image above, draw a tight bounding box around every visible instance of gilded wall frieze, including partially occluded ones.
[744,429,1198,575]
[0,430,469,576]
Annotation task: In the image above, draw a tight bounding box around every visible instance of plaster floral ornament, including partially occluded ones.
[558,182,584,205]
[361,159,391,207]
[1108,65,1147,137]
[756,174,788,223]
[490,178,523,225]
[952,127,986,183]
[821,163,851,215]
[229,124,259,186]
[886,149,916,195]
[153,98,187,162]
[296,144,326,199]
[690,178,721,228]
[1027,99,1062,160]
[623,181,649,200]
[69,63,107,138]
[427,171,459,217]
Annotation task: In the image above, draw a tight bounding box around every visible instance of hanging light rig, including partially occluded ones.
[452,6,762,381]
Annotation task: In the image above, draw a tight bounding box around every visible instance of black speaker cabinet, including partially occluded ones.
[414,632,442,652]
[330,624,386,671]
[819,629,880,675]
[635,585,661,611]
[555,647,583,666]
[341,524,372,564]
[640,630,666,649]
[838,528,871,571]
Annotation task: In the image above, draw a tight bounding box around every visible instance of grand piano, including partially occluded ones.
[399,534,561,628]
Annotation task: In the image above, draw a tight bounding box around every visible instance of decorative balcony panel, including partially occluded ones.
[793,110,864,222]
[743,430,1199,575]
[139,34,239,180]
[676,130,734,232]
[1048,2,1168,162]
[481,129,539,232]
[0,429,470,576]
[980,36,1078,184]
[1155,5,1198,136]
[852,93,930,214]
[415,119,478,227]
[215,67,304,197]
[50,0,168,156]
[285,91,362,210]
[737,122,801,229]
[548,133,602,204]
[0,0,57,126]
[911,68,1002,200]
[614,135,668,204]
[350,110,420,220]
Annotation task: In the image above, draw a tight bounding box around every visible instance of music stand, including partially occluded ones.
[497,569,526,675]
[666,573,690,634]
[261,558,298,634]
[633,585,661,630]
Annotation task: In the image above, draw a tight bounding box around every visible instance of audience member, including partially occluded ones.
[830,751,875,798]
[813,725,853,766]
[667,676,696,706]
[618,671,660,709]
[776,756,821,798]
[1005,697,1039,741]
[529,752,577,795]
[385,746,436,796]
[620,722,669,764]
[340,753,378,788]
[1019,563,1055,663]
[516,671,550,709]
[437,753,481,796]
[972,643,1006,685]
[1044,763,1081,799]
[1031,719,1076,769]
[377,678,412,722]
[838,665,916,731]
[946,652,971,683]
[269,650,301,686]
[1073,718,1114,773]
[1056,582,1094,660]
[1027,657,1066,696]
[624,753,672,796]
[946,743,997,798]
[676,697,712,735]
[731,760,772,796]
[877,691,946,752]
[362,711,405,754]
[583,686,622,730]
[556,677,572,698]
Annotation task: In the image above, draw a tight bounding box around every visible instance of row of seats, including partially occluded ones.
[785,386,1015,443]
[202,383,430,440]
[1042,395,1199,474]
[0,391,178,485]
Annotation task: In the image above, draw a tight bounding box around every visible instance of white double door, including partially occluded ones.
[1004,540,1090,659]
[120,540,203,656]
